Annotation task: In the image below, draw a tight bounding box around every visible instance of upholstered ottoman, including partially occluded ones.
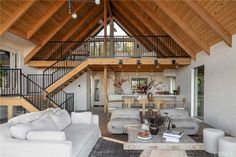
[218,136,236,157]
[172,119,199,135]
[203,128,225,154]
[107,108,141,134]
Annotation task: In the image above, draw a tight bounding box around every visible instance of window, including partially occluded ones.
[131,78,148,92]
[194,65,204,120]
[170,77,176,93]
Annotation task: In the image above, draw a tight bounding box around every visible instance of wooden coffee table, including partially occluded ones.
[124,126,204,156]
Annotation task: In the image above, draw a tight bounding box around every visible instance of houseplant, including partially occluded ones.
[146,114,165,135]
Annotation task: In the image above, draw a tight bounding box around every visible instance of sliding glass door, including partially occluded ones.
[194,65,204,120]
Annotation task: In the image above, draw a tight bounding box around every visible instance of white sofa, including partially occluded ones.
[0,108,101,157]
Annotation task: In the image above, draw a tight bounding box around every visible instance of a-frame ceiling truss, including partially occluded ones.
[0,0,235,63]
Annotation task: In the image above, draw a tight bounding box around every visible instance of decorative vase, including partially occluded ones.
[149,125,159,135]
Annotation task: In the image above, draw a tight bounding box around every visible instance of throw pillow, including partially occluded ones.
[27,131,66,142]
[10,114,58,139]
[50,110,71,130]
[71,112,92,124]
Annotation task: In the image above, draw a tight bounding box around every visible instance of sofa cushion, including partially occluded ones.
[8,108,58,125]
[63,123,99,156]
[50,110,71,130]
[110,108,140,120]
[160,109,189,119]
[27,131,66,142]
[10,114,58,139]
[71,112,92,124]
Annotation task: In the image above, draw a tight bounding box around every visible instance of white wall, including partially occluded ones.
[64,71,91,111]
[176,34,236,137]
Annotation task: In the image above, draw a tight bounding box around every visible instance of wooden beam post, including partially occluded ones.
[104,0,107,57]
[0,1,35,36]
[103,66,108,113]
[156,1,210,55]
[185,1,232,47]
[7,106,13,120]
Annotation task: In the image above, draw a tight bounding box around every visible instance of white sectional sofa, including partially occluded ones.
[0,108,101,157]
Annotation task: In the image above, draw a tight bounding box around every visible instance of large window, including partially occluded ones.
[131,78,148,92]
[194,65,204,120]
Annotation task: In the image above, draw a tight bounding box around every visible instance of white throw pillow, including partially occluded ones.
[50,110,71,130]
[27,131,66,142]
[10,114,58,139]
[71,112,92,124]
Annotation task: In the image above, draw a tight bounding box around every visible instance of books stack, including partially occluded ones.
[163,130,183,143]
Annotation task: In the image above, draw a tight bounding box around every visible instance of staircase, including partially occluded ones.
[0,69,74,113]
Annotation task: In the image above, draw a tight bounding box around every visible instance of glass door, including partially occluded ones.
[194,65,204,120]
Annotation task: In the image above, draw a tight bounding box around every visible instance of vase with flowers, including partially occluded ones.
[146,114,165,135]
[110,74,127,94]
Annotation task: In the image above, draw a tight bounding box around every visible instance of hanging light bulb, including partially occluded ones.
[156,64,160,69]
[138,65,141,69]
[175,64,179,69]
[121,72,124,76]
[72,13,77,19]
[95,0,100,5]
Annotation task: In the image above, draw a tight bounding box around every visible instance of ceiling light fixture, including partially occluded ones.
[95,0,100,5]
[154,60,159,69]
[72,13,77,19]
[137,60,141,69]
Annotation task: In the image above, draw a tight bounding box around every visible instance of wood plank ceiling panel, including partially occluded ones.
[12,1,55,34]
[0,1,21,25]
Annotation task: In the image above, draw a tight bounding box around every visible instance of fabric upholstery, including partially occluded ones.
[71,112,92,124]
[160,109,189,119]
[27,131,66,142]
[10,114,58,139]
[108,108,141,134]
[172,119,199,135]
[50,110,71,130]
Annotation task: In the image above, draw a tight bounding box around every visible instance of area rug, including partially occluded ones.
[89,138,217,157]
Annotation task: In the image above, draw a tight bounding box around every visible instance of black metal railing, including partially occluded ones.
[32,36,190,60]
[0,69,74,113]
[43,55,88,89]
[28,74,74,111]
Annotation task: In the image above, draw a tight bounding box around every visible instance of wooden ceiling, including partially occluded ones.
[0,0,236,63]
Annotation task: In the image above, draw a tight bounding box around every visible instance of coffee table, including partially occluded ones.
[124,126,204,156]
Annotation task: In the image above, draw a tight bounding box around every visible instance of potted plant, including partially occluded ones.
[109,74,127,94]
[146,114,165,135]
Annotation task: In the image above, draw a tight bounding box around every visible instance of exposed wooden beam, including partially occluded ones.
[0,1,36,36]
[27,0,66,39]
[156,1,210,55]
[185,1,232,47]
[104,0,108,56]
[135,1,196,59]
[103,66,108,113]
[61,6,100,41]
[24,3,85,63]
[114,2,174,57]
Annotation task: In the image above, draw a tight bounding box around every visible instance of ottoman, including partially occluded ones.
[218,136,236,157]
[203,128,225,154]
[172,119,199,135]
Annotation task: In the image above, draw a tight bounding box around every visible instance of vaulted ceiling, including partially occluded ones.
[0,0,236,63]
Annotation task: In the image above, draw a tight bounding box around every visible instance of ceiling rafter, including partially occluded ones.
[50,11,103,59]
[112,3,165,57]
[134,1,196,60]
[156,1,210,55]
[27,0,66,39]
[113,12,155,53]
[185,1,232,47]
[116,1,176,57]
[0,0,36,36]
[46,5,102,59]
[24,3,85,63]
[61,6,101,41]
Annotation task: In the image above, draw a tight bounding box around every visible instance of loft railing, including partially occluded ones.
[32,36,190,60]
[0,69,74,113]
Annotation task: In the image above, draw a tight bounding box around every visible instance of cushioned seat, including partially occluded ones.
[203,128,225,154]
[218,136,236,157]
[172,119,199,135]
[107,108,141,134]
[64,123,100,157]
